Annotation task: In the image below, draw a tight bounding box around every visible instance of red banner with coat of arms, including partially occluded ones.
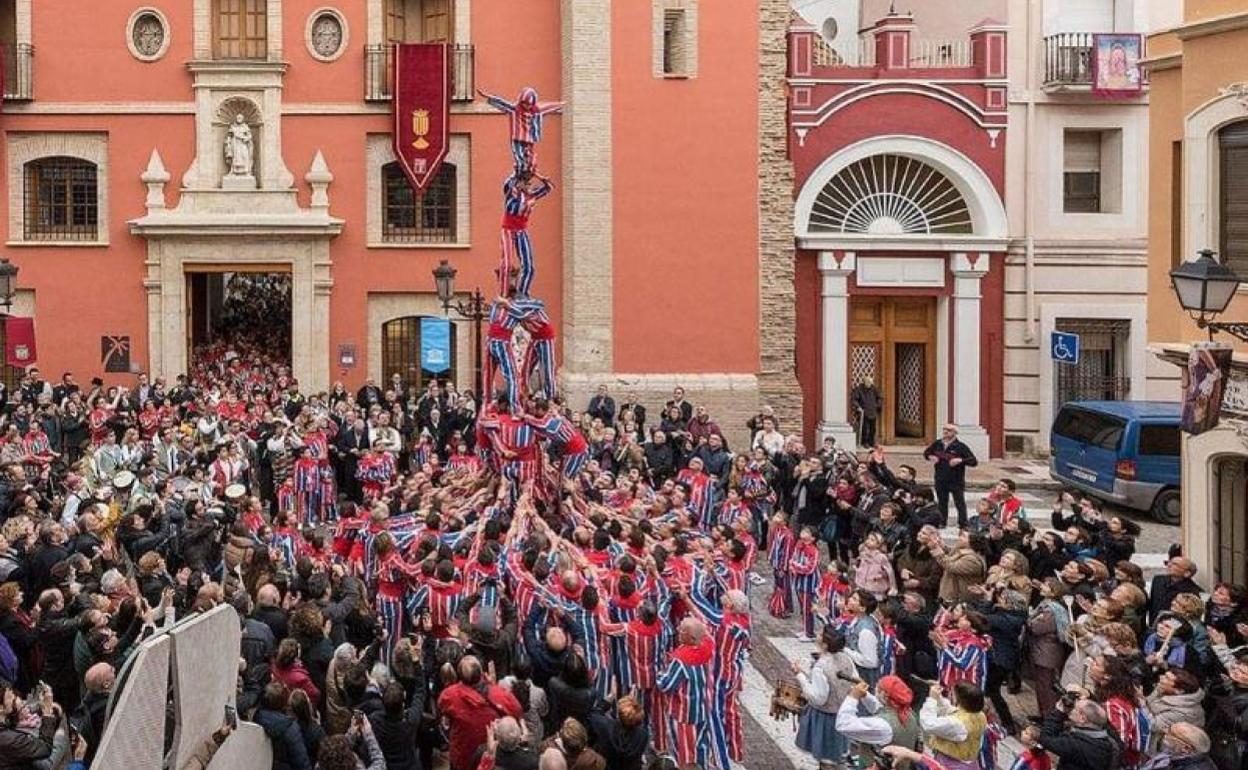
[5,317,36,368]
[393,43,450,192]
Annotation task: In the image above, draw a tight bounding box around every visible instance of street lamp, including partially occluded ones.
[430,259,488,401]
[1170,249,1247,341]
[0,259,19,312]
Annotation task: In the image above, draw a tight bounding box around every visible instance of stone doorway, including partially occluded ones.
[186,266,293,375]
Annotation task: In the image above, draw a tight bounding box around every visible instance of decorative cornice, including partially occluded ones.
[1139,52,1182,72]
[1174,11,1248,41]
[1220,82,1248,112]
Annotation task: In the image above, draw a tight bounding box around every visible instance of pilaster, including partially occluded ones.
[818,251,857,450]
[951,252,990,458]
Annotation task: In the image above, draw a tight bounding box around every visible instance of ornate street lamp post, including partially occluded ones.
[1170,249,1246,341]
[432,259,488,400]
[0,259,20,312]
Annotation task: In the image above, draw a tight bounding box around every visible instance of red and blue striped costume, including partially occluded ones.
[499,174,553,296]
[293,457,324,526]
[717,499,750,528]
[483,87,564,174]
[656,637,715,769]
[490,413,539,493]
[410,439,435,472]
[527,576,624,699]
[937,628,991,692]
[373,551,423,663]
[407,578,465,641]
[484,301,523,413]
[789,540,821,638]
[880,623,901,676]
[1105,695,1152,770]
[675,467,715,530]
[356,451,396,500]
[270,525,303,571]
[525,411,588,479]
[623,616,668,753]
[767,523,795,617]
[712,611,751,769]
[446,451,482,473]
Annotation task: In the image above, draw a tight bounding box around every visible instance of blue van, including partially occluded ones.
[1049,401,1182,524]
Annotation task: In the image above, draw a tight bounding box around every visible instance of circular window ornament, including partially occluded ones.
[127,8,170,62]
[306,8,348,62]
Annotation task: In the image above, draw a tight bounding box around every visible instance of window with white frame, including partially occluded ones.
[7,133,109,245]
[653,0,697,78]
[1063,129,1122,214]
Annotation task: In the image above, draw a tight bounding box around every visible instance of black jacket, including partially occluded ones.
[587,395,616,427]
[588,708,649,770]
[1037,712,1120,770]
[922,439,978,489]
[253,708,312,770]
[367,681,427,770]
[1148,574,1203,626]
[0,714,58,770]
[644,442,676,484]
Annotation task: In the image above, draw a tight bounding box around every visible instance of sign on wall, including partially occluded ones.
[101,336,130,372]
[1091,33,1144,98]
[420,317,451,374]
[1050,331,1080,365]
[338,344,357,369]
[1182,343,1233,435]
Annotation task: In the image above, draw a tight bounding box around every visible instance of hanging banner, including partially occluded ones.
[5,317,36,368]
[1091,33,1143,98]
[393,43,450,191]
[1181,342,1233,436]
[420,317,451,374]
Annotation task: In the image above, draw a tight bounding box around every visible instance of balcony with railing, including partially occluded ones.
[1043,32,1094,88]
[3,43,33,101]
[854,36,973,68]
[365,43,474,102]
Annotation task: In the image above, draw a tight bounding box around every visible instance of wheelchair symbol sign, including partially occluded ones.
[1051,331,1080,365]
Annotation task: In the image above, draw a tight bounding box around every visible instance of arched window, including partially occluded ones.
[382,162,456,243]
[810,154,973,235]
[1219,121,1248,275]
[23,156,98,241]
[381,315,458,392]
[214,0,267,59]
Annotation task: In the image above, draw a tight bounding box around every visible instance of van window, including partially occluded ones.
[1138,424,1181,456]
[1052,406,1126,451]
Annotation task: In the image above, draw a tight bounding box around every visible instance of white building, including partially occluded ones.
[1002,0,1177,454]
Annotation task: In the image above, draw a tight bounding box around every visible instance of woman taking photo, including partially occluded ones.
[793,627,858,770]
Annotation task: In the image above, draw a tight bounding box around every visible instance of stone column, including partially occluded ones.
[951,252,990,458]
[818,252,857,449]
[560,0,613,377]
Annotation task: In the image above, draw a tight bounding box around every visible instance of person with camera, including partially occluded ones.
[0,679,61,770]
[1038,691,1123,770]
[919,681,989,770]
[792,626,859,768]
[832,675,920,769]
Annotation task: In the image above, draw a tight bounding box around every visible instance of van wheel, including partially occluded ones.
[1151,489,1181,525]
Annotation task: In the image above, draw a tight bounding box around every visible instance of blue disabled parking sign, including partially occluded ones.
[1051,331,1080,365]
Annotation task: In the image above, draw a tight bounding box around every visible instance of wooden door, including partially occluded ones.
[848,296,937,445]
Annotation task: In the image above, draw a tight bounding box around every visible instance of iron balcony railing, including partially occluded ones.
[365,43,474,102]
[1044,32,1093,86]
[3,43,33,101]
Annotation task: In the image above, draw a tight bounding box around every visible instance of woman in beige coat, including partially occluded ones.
[923,529,987,604]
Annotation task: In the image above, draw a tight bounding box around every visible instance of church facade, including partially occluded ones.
[0,0,796,444]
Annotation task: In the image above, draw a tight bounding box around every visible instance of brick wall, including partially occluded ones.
[757,0,804,435]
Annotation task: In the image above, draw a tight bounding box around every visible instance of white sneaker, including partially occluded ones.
[748,572,766,586]
[795,632,815,642]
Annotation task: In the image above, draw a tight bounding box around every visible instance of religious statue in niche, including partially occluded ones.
[224,115,254,177]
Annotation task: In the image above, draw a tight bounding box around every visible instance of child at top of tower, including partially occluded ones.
[478,86,564,174]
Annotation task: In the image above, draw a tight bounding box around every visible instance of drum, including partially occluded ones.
[224,483,247,501]
[770,678,806,720]
[112,470,136,490]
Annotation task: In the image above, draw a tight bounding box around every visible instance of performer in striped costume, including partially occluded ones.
[789,526,822,640]
[484,396,539,495]
[498,171,553,297]
[675,457,715,531]
[934,612,992,692]
[766,511,795,618]
[355,440,396,500]
[523,398,589,480]
[406,559,465,641]
[656,616,716,769]
[484,299,523,414]
[479,87,564,174]
[371,531,423,663]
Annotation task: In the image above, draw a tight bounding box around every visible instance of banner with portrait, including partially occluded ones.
[1181,343,1233,435]
[392,43,450,191]
[1091,33,1143,98]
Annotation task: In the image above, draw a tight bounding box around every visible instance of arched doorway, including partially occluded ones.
[380,315,458,391]
[1213,454,1248,586]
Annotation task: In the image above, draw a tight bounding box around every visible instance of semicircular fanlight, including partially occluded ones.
[809,154,973,235]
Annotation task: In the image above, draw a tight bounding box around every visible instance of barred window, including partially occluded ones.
[23,157,99,241]
[214,0,267,60]
[381,315,457,392]
[382,162,456,243]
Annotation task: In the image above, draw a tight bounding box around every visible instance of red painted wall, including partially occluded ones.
[610,0,760,373]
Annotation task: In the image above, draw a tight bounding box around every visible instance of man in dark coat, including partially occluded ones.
[1148,556,1203,626]
[1037,698,1121,770]
[922,423,979,528]
[587,385,616,427]
[851,376,883,448]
